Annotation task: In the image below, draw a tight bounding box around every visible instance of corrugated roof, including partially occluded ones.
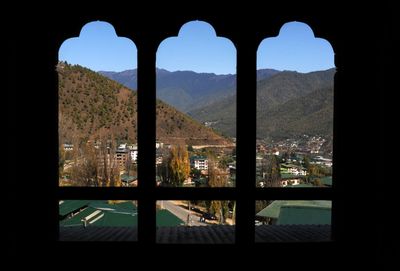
[277,206,331,225]
[256,200,332,219]
[59,226,138,241]
[93,211,138,227]
[157,225,235,244]
[255,225,331,242]
[88,201,137,214]
[59,225,330,242]
[156,209,185,227]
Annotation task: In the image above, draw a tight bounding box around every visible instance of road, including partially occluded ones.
[160,201,207,226]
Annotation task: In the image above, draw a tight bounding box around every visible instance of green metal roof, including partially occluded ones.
[156,209,185,227]
[60,207,99,226]
[60,201,185,228]
[59,200,90,216]
[281,163,304,169]
[89,201,137,214]
[190,156,207,160]
[320,176,332,186]
[193,177,208,184]
[121,174,137,182]
[287,183,314,188]
[256,200,332,220]
[281,173,304,179]
[60,201,138,227]
[277,205,331,225]
[92,211,138,227]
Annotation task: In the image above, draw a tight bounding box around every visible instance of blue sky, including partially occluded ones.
[156,22,236,74]
[59,21,137,72]
[59,21,334,74]
[257,22,334,72]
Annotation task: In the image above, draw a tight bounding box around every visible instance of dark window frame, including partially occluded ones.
[56,17,337,246]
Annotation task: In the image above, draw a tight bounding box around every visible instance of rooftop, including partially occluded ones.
[256,200,332,222]
[59,225,330,242]
[277,206,331,225]
[156,209,185,227]
[59,200,90,216]
[190,156,207,160]
[321,176,332,186]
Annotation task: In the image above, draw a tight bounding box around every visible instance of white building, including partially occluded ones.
[156,142,164,149]
[118,143,127,150]
[190,156,208,170]
[281,178,301,187]
[130,150,138,163]
[63,144,73,151]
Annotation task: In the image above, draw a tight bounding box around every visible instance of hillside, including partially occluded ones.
[256,69,335,111]
[256,87,333,139]
[99,68,279,113]
[188,69,335,139]
[58,63,230,146]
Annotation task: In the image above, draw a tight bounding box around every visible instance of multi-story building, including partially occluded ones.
[190,156,208,170]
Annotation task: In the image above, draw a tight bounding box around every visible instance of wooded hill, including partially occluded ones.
[58,63,230,146]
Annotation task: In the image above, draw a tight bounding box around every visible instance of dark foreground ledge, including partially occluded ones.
[59,225,330,243]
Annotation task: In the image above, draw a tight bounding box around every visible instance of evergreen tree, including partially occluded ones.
[261,155,281,187]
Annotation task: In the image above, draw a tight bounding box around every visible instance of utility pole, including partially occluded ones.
[187,200,191,226]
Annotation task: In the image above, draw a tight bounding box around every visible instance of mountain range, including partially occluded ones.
[99,68,280,112]
[189,69,335,139]
[58,63,230,146]
[101,67,335,140]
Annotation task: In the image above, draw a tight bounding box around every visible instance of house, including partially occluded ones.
[280,178,302,187]
[281,163,307,176]
[115,148,129,171]
[155,141,163,149]
[118,143,127,149]
[128,144,138,151]
[313,156,332,166]
[130,150,138,163]
[63,143,73,151]
[121,174,138,187]
[190,156,208,170]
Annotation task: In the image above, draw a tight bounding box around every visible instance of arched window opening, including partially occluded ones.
[58,21,138,241]
[155,21,237,188]
[255,21,335,241]
[58,21,138,188]
[256,21,335,189]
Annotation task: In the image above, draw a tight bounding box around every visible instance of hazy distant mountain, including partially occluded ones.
[59,63,230,146]
[99,70,138,90]
[188,69,335,139]
[99,68,280,112]
[97,67,335,140]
